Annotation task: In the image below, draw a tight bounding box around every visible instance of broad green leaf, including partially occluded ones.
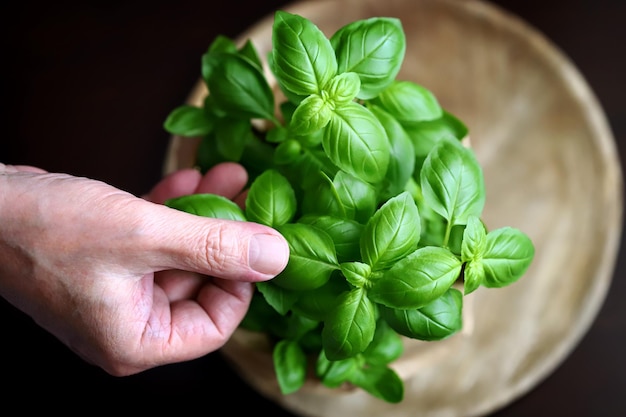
[360,192,420,271]
[274,340,307,394]
[340,261,372,288]
[331,17,405,100]
[370,80,442,123]
[482,227,535,288]
[461,215,487,294]
[214,117,253,161]
[370,246,462,309]
[362,319,404,365]
[403,110,469,158]
[301,171,345,218]
[273,139,302,165]
[333,170,377,224]
[201,35,238,83]
[348,365,404,404]
[322,288,376,360]
[316,351,358,388]
[323,102,390,184]
[326,72,361,105]
[240,291,286,333]
[420,137,485,226]
[286,313,320,341]
[272,11,337,95]
[293,275,349,321]
[238,39,264,70]
[290,94,333,135]
[207,54,275,121]
[298,215,363,263]
[163,105,213,137]
[380,288,463,341]
[370,105,416,199]
[165,193,246,221]
[256,281,300,317]
[272,223,339,291]
[245,169,297,227]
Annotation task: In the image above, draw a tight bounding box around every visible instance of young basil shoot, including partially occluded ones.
[163,10,535,404]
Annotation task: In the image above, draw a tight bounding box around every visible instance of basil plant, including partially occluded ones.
[163,11,535,404]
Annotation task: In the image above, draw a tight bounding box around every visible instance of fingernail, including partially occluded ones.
[249,234,289,276]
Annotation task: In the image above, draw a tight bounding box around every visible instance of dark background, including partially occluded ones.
[2,0,624,415]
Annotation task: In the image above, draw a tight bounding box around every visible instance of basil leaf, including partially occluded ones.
[323,102,390,184]
[403,110,468,158]
[420,137,485,226]
[290,94,333,135]
[322,287,376,360]
[293,275,349,321]
[245,169,297,227]
[255,281,299,318]
[298,215,363,263]
[163,105,214,137]
[362,319,404,365]
[370,80,442,123]
[331,17,405,100]
[272,223,339,291]
[482,227,535,288]
[340,261,372,288]
[214,117,253,161]
[165,193,246,221]
[348,365,404,404]
[274,339,307,394]
[333,170,377,224]
[272,11,337,95]
[316,351,358,388]
[360,191,420,271]
[326,72,361,105]
[380,288,463,341]
[207,53,275,121]
[369,246,462,309]
[301,171,345,218]
[240,291,286,333]
[461,215,487,294]
[370,105,416,199]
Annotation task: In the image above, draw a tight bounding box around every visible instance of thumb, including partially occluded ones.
[145,204,290,282]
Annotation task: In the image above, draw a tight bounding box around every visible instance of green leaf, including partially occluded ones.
[301,171,345,218]
[316,351,358,388]
[322,287,376,360]
[323,102,390,184]
[326,72,361,105]
[331,17,405,100]
[293,275,349,321]
[370,105,416,199]
[482,227,535,288]
[403,110,469,158]
[254,281,299,319]
[340,261,372,288]
[207,54,275,121]
[272,11,337,96]
[332,170,377,224]
[362,319,404,365]
[369,246,462,309]
[214,117,253,161]
[461,215,487,294]
[360,191,420,271]
[348,365,404,403]
[272,223,339,291]
[380,288,463,341]
[420,137,485,226]
[245,169,297,227]
[370,80,442,123]
[165,193,246,221]
[273,340,308,395]
[298,215,363,263]
[290,94,333,135]
[163,105,213,137]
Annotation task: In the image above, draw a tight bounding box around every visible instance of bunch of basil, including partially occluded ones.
[164,11,535,403]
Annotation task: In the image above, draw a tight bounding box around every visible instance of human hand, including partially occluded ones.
[0,162,289,376]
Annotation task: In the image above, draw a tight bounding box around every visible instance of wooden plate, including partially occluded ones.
[164,0,623,415]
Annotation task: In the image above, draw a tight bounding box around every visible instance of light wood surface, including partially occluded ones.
[165,0,623,416]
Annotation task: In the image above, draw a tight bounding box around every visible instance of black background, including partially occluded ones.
[2,0,624,415]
